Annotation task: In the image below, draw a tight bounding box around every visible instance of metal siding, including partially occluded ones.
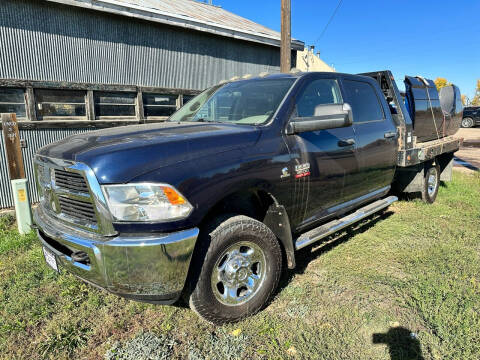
[0,0,282,91]
[1,128,92,208]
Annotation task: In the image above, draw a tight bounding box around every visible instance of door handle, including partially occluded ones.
[338,138,355,147]
[384,131,396,138]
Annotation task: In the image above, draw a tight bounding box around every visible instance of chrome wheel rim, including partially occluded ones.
[211,241,266,306]
[427,168,438,197]
[462,118,473,128]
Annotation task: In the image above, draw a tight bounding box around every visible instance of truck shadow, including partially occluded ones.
[454,156,479,171]
[372,326,424,360]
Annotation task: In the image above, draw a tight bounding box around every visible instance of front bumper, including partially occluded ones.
[34,205,199,304]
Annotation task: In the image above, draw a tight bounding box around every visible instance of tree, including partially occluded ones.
[461,94,470,106]
[471,80,480,106]
[434,77,450,92]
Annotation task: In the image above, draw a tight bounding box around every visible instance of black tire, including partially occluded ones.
[421,163,440,204]
[461,117,474,128]
[188,215,283,324]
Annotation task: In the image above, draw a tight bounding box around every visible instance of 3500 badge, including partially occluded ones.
[295,163,310,178]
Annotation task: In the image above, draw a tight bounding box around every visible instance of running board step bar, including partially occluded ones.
[295,196,398,250]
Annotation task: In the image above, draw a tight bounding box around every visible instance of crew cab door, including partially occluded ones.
[284,76,359,228]
[340,77,398,196]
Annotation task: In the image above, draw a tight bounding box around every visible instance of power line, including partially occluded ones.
[313,0,344,46]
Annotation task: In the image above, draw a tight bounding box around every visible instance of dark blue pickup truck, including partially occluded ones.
[33,70,463,324]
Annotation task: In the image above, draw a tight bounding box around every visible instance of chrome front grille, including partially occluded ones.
[58,196,97,224]
[33,155,116,236]
[54,169,89,193]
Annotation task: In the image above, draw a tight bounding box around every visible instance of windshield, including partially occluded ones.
[169,78,295,125]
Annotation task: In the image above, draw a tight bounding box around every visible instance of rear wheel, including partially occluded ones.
[422,163,440,204]
[188,215,282,324]
[461,117,474,128]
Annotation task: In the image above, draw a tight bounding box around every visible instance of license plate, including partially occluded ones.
[43,247,59,272]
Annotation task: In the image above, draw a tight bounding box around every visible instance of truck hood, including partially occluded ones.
[37,122,261,183]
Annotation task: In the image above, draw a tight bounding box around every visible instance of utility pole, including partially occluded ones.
[280,0,291,73]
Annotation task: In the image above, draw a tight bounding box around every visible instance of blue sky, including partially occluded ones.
[214,0,480,99]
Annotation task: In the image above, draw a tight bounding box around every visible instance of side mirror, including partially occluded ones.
[286,103,353,135]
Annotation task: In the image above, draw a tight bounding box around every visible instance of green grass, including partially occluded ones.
[0,171,479,359]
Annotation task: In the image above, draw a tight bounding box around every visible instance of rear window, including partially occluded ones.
[343,80,384,123]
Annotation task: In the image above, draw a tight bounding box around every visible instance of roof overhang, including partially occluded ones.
[45,0,305,50]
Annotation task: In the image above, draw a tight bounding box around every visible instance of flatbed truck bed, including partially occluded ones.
[362,70,463,197]
[397,135,462,167]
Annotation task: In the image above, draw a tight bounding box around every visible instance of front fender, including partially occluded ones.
[112,145,293,235]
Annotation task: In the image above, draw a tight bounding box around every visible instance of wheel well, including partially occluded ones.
[200,189,275,227]
[183,189,286,298]
[197,189,295,269]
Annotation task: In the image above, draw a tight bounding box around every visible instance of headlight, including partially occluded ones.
[102,183,193,222]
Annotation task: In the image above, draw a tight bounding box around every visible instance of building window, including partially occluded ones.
[35,89,86,120]
[182,94,196,106]
[94,92,136,118]
[143,93,178,118]
[0,88,27,119]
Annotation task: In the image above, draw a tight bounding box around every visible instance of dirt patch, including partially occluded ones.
[452,128,480,173]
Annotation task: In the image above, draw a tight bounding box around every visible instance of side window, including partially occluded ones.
[296,79,342,117]
[343,80,384,123]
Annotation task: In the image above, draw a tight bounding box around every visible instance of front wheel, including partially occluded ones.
[188,215,283,324]
[461,117,474,128]
[422,163,440,204]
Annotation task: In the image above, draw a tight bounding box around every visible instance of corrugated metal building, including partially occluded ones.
[0,0,304,208]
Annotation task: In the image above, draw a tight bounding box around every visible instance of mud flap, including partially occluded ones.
[263,204,296,269]
[393,163,425,193]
